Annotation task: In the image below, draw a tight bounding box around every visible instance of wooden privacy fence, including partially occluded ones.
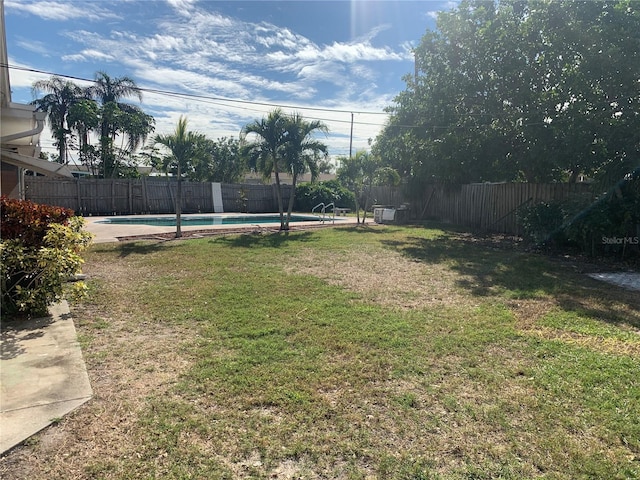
[24,177,292,216]
[416,183,593,235]
[25,176,593,235]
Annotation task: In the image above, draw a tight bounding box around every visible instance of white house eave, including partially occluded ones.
[1,149,74,178]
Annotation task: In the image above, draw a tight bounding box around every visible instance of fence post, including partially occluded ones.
[141,176,149,213]
[76,177,82,214]
[111,180,116,214]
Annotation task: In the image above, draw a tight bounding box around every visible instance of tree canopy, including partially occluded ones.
[242,109,328,230]
[374,0,640,187]
[32,71,155,178]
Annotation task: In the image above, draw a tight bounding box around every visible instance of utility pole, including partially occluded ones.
[349,112,354,159]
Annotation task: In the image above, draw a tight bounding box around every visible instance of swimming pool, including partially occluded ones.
[96,213,341,227]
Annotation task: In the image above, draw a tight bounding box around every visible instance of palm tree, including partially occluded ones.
[31,76,83,164]
[68,97,100,174]
[337,150,400,223]
[242,109,328,230]
[89,71,143,177]
[153,116,207,238]
[241,108,289,229]
[281,113,328,229]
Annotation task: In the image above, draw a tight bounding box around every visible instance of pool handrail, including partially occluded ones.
[312,202,336,223]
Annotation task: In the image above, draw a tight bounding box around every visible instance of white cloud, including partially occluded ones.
[13,38,51,56]
[298,62,346,84]
[6,57,50,93]
[62,49,115,63]
[5,0,121,21]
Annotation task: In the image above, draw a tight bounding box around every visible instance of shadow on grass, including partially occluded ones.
[211,230,316,248]
[382,231,640,328]
[91,241,169,258]
[339,224,405,235]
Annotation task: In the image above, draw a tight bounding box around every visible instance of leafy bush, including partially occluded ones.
[1,196,73,247]
[518,200,566,245]
[294,180,355,212]
[518,172,640,259]
[1,196,93,318]
[564,175,640,257]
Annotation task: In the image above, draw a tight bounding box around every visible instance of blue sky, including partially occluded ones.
[4,0,454,162]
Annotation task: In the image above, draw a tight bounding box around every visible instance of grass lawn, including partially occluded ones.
[1,224,639,479]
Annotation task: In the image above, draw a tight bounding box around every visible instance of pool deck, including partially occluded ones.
[84,213,360,243]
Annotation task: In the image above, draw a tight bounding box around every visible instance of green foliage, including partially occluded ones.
[294,180,355,212]
[32,72,156,179]
[564,175,640,257]
[242,109,329,230]
[519,171,640,258]
[518,201,566,244]
[1,197,92,318]
[337,150,400,222]
[375,0,640,185]
[190,137,246,183]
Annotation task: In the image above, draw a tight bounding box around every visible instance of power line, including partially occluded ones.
[5,63,391,122]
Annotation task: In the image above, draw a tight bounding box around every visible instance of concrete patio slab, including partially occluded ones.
[587,272,640,292]
[0,301,92,454]
[83,213,360,243]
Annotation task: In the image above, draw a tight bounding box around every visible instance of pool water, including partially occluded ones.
[97,214,335,227]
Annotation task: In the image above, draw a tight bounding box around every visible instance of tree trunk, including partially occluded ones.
[175,163,182,238]
[273,171,286,230]
[284,176,298,230]
[568,169,580,183]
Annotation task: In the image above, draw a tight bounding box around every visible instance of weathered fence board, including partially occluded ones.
[24,177,291,216]
[416,182,593,235]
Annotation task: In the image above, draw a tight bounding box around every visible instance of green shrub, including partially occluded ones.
[564,176,640,257]
[294,180,355,212]
[518,200,566,245]
[1,196,73,247]
[1,196,93,318]
[518,171,640,259]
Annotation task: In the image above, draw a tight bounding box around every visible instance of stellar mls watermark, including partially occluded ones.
[602,236,639,245]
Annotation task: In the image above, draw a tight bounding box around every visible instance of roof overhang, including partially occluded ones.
[1,149,74,177]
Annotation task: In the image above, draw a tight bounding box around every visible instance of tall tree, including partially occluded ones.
[241,108,289,229]
[337,150,400,224]
[67,97,100,174]
[153,116,207,238]
[190,137,246,184]
[31,76,83,165]
[375,0,640,187]
[281,113,328,230]
[89,71,145,178]
[242,109,328,231]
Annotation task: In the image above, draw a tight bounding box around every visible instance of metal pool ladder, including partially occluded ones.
[312,202,335,223]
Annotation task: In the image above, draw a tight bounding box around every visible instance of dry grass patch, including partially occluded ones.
[284,244,473,310]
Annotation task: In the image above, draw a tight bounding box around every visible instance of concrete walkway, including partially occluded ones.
[0,301,92,454]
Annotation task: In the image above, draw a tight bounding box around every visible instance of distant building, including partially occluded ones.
[243,172,337,185]
[0,3,72,198]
